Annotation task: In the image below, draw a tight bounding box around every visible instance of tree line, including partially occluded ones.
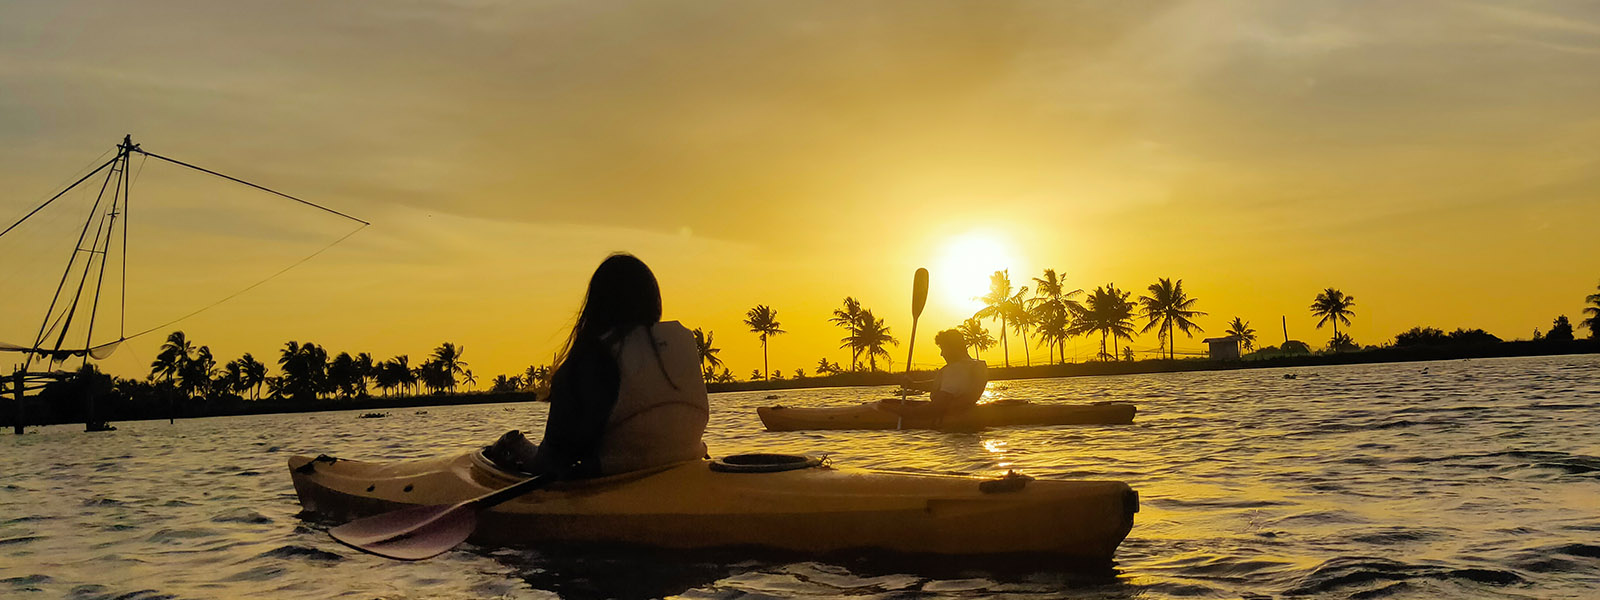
[713,276,1600,379]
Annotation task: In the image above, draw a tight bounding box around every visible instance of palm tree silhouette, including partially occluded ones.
[278,341,328,402]
[523,364,553,390]
[1030,269,1084,364]
[958,317,995,360]
[222,359,247,398]
[828,297,864,371]
[1311,288,1357,345]
[1583,281,1600,339]
[1225,317,1258,352]
[355,352,375,396]
[1032,306,1066,365]
[693,328,725,380]
[374,356,403,397]
[1137,278,1206,360]
[815,357,836,375]
[1072,285,1135,361]
[181,346,216,399]
[240,353,267,400]
[384,355,416,397]
[328,352,361,399]
[850,309,898,371]
[1004,288,1033,366]
[975,271,1016,367]
[429,342,469,393]
[150,331,194,386]
[744,304,784,380]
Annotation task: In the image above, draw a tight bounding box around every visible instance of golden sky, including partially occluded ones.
[3,1,1598,381]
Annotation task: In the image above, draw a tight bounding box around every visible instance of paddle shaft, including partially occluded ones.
[898,268,930,429]
[469,473,555,509]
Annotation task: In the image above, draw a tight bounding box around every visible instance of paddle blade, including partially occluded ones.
[912,268,929,317]
[330,503,477,560]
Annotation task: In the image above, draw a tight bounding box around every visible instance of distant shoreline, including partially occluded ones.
[705,339,1599,393]
[5,340,1595,429]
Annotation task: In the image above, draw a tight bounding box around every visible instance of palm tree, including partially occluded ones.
[180,346,216,399]
[1311,288,1357,345]
[1225,317,1258,352]
[1032,303,1067,365]
[416,359,454,394]
[1072,285,1135,361]
[239,353,266,400]
[491,374,521,392]
[828,297,865,371]
[1137,278,1206,360]
[382,355,415,397]
[328,352,361,399]
[222,359,247,398]
[815,357,836,375]
[429,342,469,393]
[848,309,898,371]
[1328,332,1358,352]
[278,341,328,402]
[1005,288,1033,366]
[374,358,402,397]
[975,270,1016,367]
[462,369,478,392]
[354,352,375,397]
[1583,281,1600,339]
[744,304,784,380]
[958,317,995,359]
[1030,269,1084,364]
[525,364,552,390]
[149,331,194,386]
[692,328,725,379]
[1103,285,1136,360]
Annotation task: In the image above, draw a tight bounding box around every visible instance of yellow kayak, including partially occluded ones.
[288,451,1137,563]
[757,399,1137,432]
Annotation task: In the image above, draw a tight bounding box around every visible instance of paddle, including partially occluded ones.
[329,472,554,560]
[897,268,930,429]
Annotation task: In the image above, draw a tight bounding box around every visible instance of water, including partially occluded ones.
[2,355,1597,599]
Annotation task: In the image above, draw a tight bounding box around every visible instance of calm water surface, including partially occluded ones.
[2,355,1598,599]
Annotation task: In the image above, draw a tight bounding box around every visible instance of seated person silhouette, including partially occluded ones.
[880,328,988,424]
[485,253,708,478]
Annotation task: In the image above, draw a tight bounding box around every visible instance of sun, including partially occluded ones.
[933,233,1017,315]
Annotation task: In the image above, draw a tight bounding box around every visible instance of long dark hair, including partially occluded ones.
[553,253,676,388]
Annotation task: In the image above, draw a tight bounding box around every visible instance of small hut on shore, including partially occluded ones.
[1202,336,1243,360]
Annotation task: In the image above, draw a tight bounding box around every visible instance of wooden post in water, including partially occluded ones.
[84,370,96,432]
[11,370,23,435]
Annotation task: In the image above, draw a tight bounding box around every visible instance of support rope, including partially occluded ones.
[135,150,370,225]
[123,224,369,342]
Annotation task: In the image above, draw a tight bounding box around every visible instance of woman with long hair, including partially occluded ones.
[485,253,708,478]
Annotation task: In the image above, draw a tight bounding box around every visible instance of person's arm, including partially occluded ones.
[899,369,943,393]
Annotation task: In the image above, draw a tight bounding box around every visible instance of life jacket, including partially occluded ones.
[596,321,709,474]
